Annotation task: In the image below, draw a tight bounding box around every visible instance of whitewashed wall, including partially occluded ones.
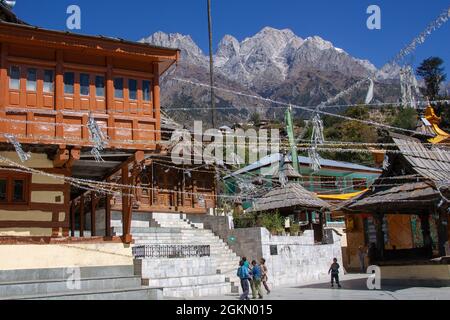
[185,214,343,288]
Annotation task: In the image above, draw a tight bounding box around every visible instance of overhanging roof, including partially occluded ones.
[225,153,381,179]
[248,182,331,213]
[345,181,440,213]
[392,133,450,185]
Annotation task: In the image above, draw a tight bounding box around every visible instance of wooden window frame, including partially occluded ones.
[320,176,337,190]
[43,69,55,94]
[0,171,31,206]
[26,67,38,93]
[352,178,367,191]
[8,65,21,91]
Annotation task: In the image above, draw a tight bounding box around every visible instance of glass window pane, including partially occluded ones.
[43,70,54,93]
[13,180,24,202]
[64,72,74,94]
[0,179,6,201]
[114,78,123,99]
[95,76,105,97]
[143,80,151,101]
[80,73,90,96]
[128,79,137,100]
[9,66,20,90]
[26,68,37,91]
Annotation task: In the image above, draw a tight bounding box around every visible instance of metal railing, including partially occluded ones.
[132,245,211,259]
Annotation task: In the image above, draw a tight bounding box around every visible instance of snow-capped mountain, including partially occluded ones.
[140,27,401,125]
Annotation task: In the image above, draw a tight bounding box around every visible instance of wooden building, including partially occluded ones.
[0,5,220,244]
[340,133,450,270]
[224,153,381,220]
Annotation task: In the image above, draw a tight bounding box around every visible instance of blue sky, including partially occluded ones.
[13,0,450,73]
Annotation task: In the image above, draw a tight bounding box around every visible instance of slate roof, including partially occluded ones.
[346,181,440,213]
[248,182,331,212]
[271,163,302,180]
[392,133,450,185]
[225,153,381,179]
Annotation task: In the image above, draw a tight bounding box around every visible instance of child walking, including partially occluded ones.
[237,260,251,300]
[328,258,342,288]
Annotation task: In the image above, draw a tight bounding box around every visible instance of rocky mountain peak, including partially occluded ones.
[140,31,206,65]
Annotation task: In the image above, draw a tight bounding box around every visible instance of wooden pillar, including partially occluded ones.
[106,57,116,141]
[79,195,85,237]
[420,212,433,258]
[153,63,161,143]
[70,200,75,237]
[437,207,448,257]
[149,162,154,207]
[317,211,324,243]
[55,50,64,110]
[0,43,8,109]
[90,192,97,237]
[122,165,132,243]
[105,182,112,237]
[373,213,385,261]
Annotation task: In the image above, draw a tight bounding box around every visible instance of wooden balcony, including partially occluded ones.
[0,22,179,152]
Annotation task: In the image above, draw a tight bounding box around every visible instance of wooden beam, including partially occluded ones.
[53,148,70,168]
[121,165,132,244]
[79,194,85,237]
[102,150,145,181]
[70,200,75,237]
[374,213,385,261]
[437,207,448,257]
[91,192,97,237]
[105,188,112,237]
[66,148,81,169]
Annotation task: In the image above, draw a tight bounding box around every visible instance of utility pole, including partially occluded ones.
[207,0,220,215]
[207,0,216,128]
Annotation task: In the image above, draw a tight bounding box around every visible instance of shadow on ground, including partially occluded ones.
[295,276,450,292]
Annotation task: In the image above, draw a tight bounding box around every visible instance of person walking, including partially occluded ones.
[260,258,271,294]
[358,245,367,273]
[250,260,264,299]
[328,258,341,288]
[236,260,250,300]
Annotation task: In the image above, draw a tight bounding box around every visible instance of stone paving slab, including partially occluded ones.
[187,274,450,301]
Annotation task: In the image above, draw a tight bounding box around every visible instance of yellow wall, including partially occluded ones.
[0,151,53,169]
[0,210,52,222]
[0,152,66,238]
[0,243,133,270]
[0,228,53,237]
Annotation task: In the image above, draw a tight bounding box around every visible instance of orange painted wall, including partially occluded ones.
[386,214,413,250]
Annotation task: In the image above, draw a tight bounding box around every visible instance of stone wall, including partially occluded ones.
[186,214,343,288]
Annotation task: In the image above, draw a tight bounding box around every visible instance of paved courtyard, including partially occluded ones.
[190,274,450,300]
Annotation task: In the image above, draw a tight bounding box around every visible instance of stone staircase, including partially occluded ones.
[112,212,241,299]
[0,265,162,300]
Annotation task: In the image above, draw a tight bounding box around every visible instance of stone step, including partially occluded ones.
[162,282,232,299]
[0,265,134,283]
[144,274,226,288]
[5,287,162,300]
[0,276,141,298]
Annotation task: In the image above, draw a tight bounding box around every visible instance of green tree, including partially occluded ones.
[391,108,418,130]
[416,57,447,101]
[249,112,261,127]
